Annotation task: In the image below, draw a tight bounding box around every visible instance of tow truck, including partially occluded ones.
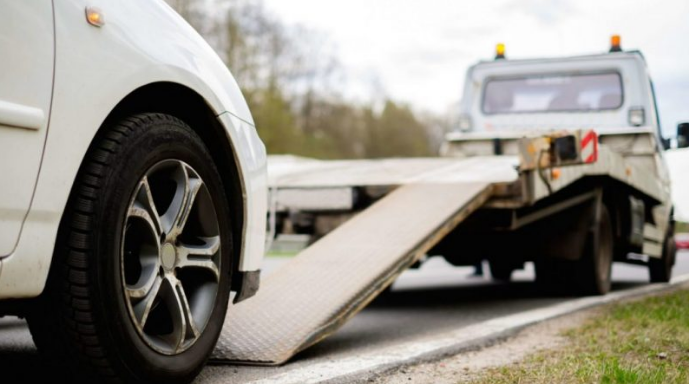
[211,36,688,365]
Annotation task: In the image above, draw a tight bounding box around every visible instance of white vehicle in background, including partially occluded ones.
[0,1,266,382]
[262,37,687,306]
[439,37,688,288]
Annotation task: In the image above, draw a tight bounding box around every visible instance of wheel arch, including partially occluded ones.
[100,82,246,288]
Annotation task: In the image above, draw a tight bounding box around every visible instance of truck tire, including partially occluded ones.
[27,113,233,382]
[534,260,573,292]
[576,205,613,295]
[649,225,675,283]
[489,262,513,282]
[535,204,613,295]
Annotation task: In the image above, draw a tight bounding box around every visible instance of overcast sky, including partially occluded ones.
[264,0,688,136]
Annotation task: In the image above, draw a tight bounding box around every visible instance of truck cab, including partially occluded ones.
[458,51,657,134]
[448,37,687,157]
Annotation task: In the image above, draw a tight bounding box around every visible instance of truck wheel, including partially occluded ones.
[489,262,513,282]
[649,226,675,283]
[576,205,613,295]
[27,113,233,382]
[534,260,573,293]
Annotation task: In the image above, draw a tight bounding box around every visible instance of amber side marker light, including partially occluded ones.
[86,7,105,27]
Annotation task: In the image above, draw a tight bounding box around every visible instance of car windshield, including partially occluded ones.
[482,72,623,114]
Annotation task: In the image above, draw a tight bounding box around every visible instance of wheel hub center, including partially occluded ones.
[161,243,177,270]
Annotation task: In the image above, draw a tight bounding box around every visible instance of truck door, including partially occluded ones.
[0,3,55,256]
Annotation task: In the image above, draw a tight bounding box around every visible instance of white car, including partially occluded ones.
[0,1,267,382]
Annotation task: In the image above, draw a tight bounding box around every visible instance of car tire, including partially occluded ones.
[27,113,233,382]
[649,224,675,283]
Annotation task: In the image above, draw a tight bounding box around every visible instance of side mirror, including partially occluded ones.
[678,122,689,149]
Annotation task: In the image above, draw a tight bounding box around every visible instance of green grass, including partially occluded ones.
[676,222,689,233]
[479,289,689,384]
[266,251,299,259]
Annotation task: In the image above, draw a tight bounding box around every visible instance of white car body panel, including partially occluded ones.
[0,2,55,257]
[0,0,267,299]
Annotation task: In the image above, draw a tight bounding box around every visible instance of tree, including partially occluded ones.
[165,0,436,159]
[365,101,432,158]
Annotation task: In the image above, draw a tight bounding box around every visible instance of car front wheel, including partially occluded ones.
[27,113,233,382]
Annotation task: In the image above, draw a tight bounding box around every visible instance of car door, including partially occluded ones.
[0,2,55,256]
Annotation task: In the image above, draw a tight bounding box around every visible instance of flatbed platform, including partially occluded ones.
[213,182,493,364]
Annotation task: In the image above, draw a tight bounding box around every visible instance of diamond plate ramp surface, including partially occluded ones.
[213,182,492,364]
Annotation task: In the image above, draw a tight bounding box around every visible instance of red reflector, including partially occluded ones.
[580,130,598,163]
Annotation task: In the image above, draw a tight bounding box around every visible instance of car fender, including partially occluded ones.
[0,0,266,299]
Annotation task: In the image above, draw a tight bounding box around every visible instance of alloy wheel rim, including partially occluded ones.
[121,160,221,355]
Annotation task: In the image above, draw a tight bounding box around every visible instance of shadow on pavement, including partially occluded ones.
[374,280,649,307]
[0,350,57,383]
[292,279,649,362]
[0,319,60,383]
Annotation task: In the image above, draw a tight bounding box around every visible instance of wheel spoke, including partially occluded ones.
[129,275,162,328]
[125,258,161,299]
[157,277,186,352]
[161,163,203,237]
[160,276,198,353]
[177,236,221,281]
[129,177,162,237]
[175,279,200,340]
[175,165,203,236]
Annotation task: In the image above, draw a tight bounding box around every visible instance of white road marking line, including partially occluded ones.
[251,275,689,384]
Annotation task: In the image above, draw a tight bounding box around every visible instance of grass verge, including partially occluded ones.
[479,289,689,384]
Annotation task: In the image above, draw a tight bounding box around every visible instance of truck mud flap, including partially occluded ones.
[212,182,493,365]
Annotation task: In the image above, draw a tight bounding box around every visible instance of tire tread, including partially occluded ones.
[28,113,191,382]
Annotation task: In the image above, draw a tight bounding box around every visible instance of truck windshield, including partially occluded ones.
[482,72,623,114]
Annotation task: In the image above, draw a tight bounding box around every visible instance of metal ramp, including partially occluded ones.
[212,182,493,364]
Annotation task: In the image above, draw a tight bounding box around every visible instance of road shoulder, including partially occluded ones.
[372,284,689,384]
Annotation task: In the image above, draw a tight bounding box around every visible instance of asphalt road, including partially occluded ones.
[0,252,687,382]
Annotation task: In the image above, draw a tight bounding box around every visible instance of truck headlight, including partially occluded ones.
[628,107,645,127]
[458,115,472,132]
